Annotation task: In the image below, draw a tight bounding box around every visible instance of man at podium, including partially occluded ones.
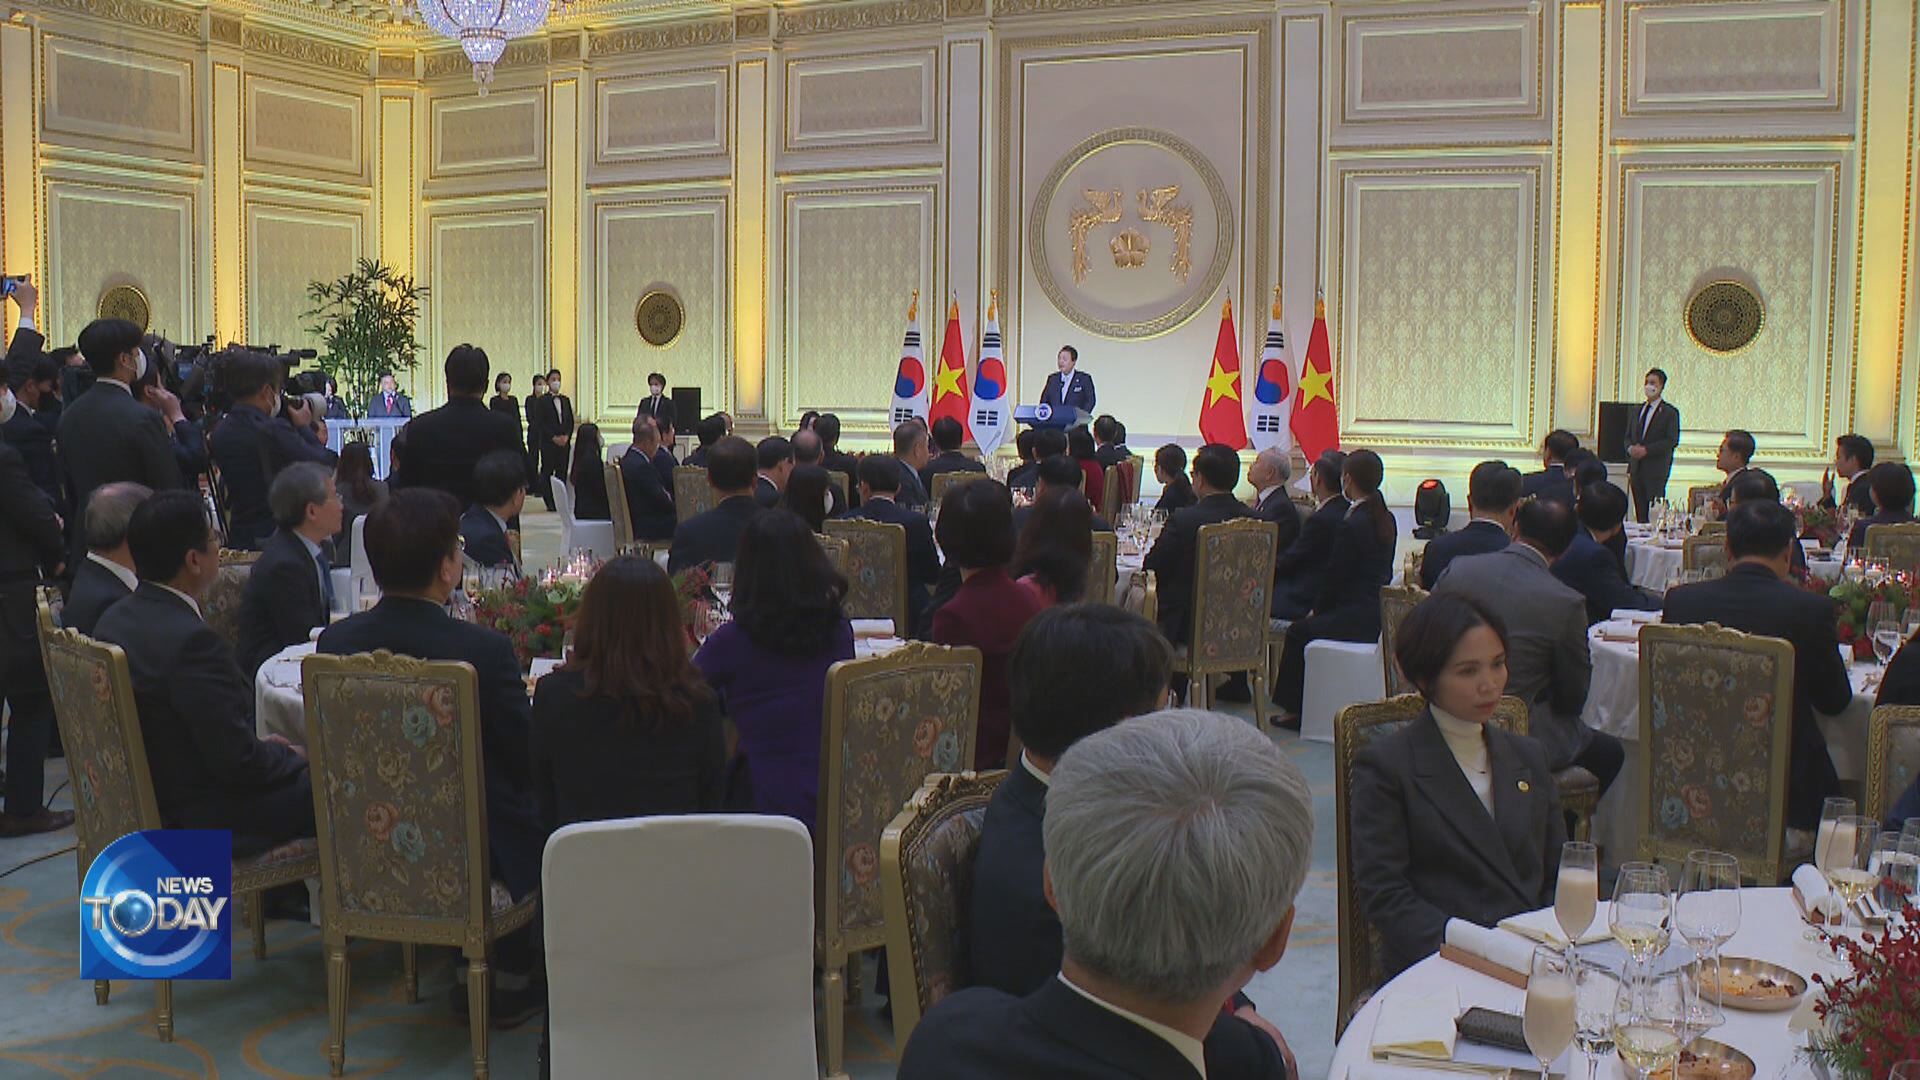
[1039,345,1096,416]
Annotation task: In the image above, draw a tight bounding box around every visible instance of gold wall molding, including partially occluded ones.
[1338,5,1545,126]
[588,18,733,59]
[41,34,197,157]
[208,12,242,46]
[551,32,581,61]
[1621,0,1845,118]
[736,10,771,39]
[423,38,544,78]
[27,0,199,39]
[946,0,984,17]
[376,51,414,79]
[595,66,728,164]
[242,25,369,76]
[778,0,943,36]
[995,0,1166,16]
[784,49,938,153]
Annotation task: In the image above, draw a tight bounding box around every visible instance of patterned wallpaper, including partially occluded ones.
[788,55,933,144]
[1636,7,1828,101]
[599,75,725,159]
[247,79,361,176]
[1351,22,1529,114]
[596,202,724,416]
[430,211,547,383]
[787,196,929,421]
[247,207,361,355]
[44,39,193,153]
[46,184,194,345]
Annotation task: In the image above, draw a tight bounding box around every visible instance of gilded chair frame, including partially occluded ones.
[1697,521,1727,539]
[1865,704,1920,821]
[815,642,983,1080]
[620,540,670,565]
[930,470,989,506]
[1377,584,1429,699]
[1863,523,1920,575]
[823,518,910,631]
[603,461,635,550]
[1129,453,1146,502]
[1100,464,1124,522]
[301,651,538,1079]
[1172,519,1279,724]
[879,770,1008,1052]
[1686,483,1721,514]
[818,533,851,577]
[1636,623,1795,884]
[1139,569,1158,625]
[1681,534,1727,574]
[826,469,850,508]
[1087,531,1119,606]
[673,465,716,524]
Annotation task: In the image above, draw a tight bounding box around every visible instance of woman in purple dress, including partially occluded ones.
[693,510,854,834]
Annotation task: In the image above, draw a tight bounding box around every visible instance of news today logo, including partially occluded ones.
[80,830,232,981]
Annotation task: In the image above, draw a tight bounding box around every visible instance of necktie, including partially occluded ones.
[1640,403,1654,439]
[317,549,335,612]
[385,392,393,410]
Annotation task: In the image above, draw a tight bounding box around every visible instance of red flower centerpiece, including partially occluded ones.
[1809,889,1920,1078]
[1803,570,1920,662]
[472,575,586,670]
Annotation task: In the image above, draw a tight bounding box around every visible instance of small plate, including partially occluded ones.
[1651,1038,1757,1080]
[1703,957,1807,1012]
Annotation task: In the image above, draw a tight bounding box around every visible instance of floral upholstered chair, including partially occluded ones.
[1637,623,1794,884]
[602,461,634,549]
[673,465,717,524]
[1681,534,1727,576]
[824,518,909,631]
[815,642,981,1080]
[1086,531,1119,606]
[301,651,537,1079]
[1378,584,1429,698]
[1867,704,1920,822]
[817,534,851,578]
[930,470,988,508]
[880,770,1008,1051]
[1864,523,1920,578]
[1171,519,1279,723]
[202,550,259,651]
[40,616,316,1042]
[1333,694,1427,1036]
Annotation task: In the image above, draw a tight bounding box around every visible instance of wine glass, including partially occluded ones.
[1890,1061,1920,1080]
[1524,947,1576,1080]
[1904,608,1920,645]
[1572,960,1619,1080]
[1828,815,1882,929]
[1875,620,1903,665]
[1872,830,1919,912]
[1555,841,1600,952]
[1676,960,1726,1050]
[1817,797,1861,872]
[1610,863,1673,975]
[1612,968,1687,1080]
[1675,850,1742,1005]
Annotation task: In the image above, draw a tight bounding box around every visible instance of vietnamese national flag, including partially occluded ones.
[1289,291,1339,461]
[890,291,928,428]
[928,296,971,434]
[1198,297,1248,449]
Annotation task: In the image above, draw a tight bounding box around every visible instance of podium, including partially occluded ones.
[326,418,406,479]
[1014,404,1090,431]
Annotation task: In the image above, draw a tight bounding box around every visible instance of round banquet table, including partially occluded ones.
[1626,537,1686,592]
[1580,628,1878,860]
[1327,888,1829,1079]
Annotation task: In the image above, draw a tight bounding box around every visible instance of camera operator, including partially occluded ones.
[209,349,338,550]
[132,336,208,484]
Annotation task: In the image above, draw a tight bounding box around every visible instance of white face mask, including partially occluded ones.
[1644,382,1660,399]
[0,387,15,425]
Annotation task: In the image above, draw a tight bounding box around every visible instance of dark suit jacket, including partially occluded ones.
[1553,529,1658,625]
[651,446,677,496]
[210,403,340,550]
[1012,504,1111,536]
[488,394,522,432]
[895,458,932,511]
[899,978,1289,1080]
[823,448,861,509]
[1156,475,1196,514]
[1627,399,1680,492]
[529,669,725,835]
[460,506,516,571]
[1094,444,1131,469]
[547,394,575,439]
[3,323,44,392]
[318,596,543,897]
[969,764,1059,996]
[522,392,549,451]
[1253,489,1303,555]
[236,529,330,678]
[636,393,676,432]
[619,448,677,542]
[94,584,310,837]
[63,555,132,635]
[1315,502,1397,618]
[668,495,763,574]
[58,381,183,558]
[1877,635,1920,711]
[390,397,524,507]
[1522,465,1575,505]
[1272,496,1348,617]
[1418,520,1511,591]
[365,391,411,418]
[1849,509,1917,549]
[1351,710,1565,977]
[843,496,941,634]
[1037,370,1096,416]
[1826,472,1876,517]
[1663,563,1853,829]
[568,460,611,521]
[754,475,781,509]
[921,451,986,495]
[3,407,62,513]
[0,442,63,583]
[1143,493,1258,645]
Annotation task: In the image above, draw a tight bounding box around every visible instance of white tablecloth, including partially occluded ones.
[1328,888,1826,1078]
[1625,538,1685,591]
[1116,551,1144,599]
[1581,629,1876,859]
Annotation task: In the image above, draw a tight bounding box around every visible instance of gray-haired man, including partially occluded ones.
[64,481,151,636]
[900,710,1312,1080]
[235,462,342,677]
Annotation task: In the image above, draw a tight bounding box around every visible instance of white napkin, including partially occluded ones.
[1368,987,1459,1062]
[528,658,561,681]
[1498,907,1611,947]
[850,618,895,639]
[1793,864,1831,907]
[1443,919,1536,976]
[1611,608,1659,624]
[1594,620,1642,643]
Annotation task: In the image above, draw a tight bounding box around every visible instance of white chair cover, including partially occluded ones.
[348,515,375,609]
[552,477,616,561]
[1303,638,1385,745]
[542,815,817,1079]
[607,441,631,464]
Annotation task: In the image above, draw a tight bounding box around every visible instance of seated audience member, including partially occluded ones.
[236,464,342,677]
[209,349,339,549]
[791,428,846,516]
[1014,428,1069,496]
[333,441,388,565]
[755,435,794,508]
[1273,450,1396,721]
[1555,481,1658,624]
[1713,428,1758,513]
[1433,498,1620,797]
[95,491,313,853]
[921,416,986,493]
[1067,424,1105,511]
[531,555,725,833]
[1145,444,1256,676]
[1271,451,1351,621]
[1566,448,1608,493]
[1155,443,1197,512]
[1006,429,1041,491]
[814,413,860,508]
[684,412,727,469]
[64,482,151,636]
[1248,446,1302,554]
[1418,461,1519,590]
[693,511,854,833]
[1665,500,1851,834]
[1014,455,1114,534]
[1823,433,1877,516]
[970,605,1171,997]
[900,711,1310,1080]
[1350,593,1565,978]
[1011,487,1095,604]
[617,416,675,543]
[1092,414,1131,468]
[668,435,762,574]
[650,417,678,491]
[1847,460,1918,548]
[1726,468,1809,577]
[1888,774,1918,828]
[893,420,934,510]
[1521,429,1578,505]
[565,422,610,520]
[460,449,527,574]
[842,454,941,635]
[781,464,836,533]
[933,482,1049,768]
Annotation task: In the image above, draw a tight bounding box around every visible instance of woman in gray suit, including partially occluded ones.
[1351,593,1565,978]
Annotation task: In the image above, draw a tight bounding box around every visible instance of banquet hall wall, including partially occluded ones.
[1,0,1916,495]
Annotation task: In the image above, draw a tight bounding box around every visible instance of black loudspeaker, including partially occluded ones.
[1596,402,1637,464]
[671,386,702,427]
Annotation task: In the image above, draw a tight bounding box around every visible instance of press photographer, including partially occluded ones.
[208,348,338,550]
[131,334,209,485]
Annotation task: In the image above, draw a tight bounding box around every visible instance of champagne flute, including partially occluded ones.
[1817,797,1860,876]
[1612,968,1687,1080]
[1610,863,1673,975]
[1524,947,1576,1080]
[1555,841,1600,952]
[1875,620,1904,665]
[1677,960,1726,1050]
[1675,850,1742,1004]
[1572,960,1619,1080]
[1828,815,1882,929]
[1871,831,1919,911]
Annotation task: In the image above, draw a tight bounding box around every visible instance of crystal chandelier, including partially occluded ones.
[414,0,553,93]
